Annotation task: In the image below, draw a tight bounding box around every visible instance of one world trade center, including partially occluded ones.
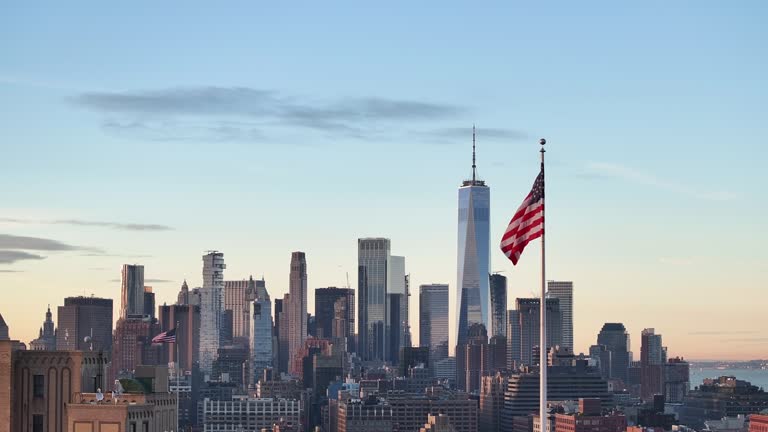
[456,127,491,347]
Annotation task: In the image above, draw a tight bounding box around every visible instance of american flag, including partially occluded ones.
[500,164,544,265]
[151,328,176,344]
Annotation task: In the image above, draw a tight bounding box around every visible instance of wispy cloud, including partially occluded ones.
[0,251,46,264]
[689,330,758,336]
[0,269,24,273]
[0,233,101,252]
[582,162,738,201]
[81,252,151,258]
[421,127,528,143]
[72,86,464,141]
[0,217,172,231]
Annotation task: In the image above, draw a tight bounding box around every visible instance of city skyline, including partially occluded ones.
[1,3,767,361]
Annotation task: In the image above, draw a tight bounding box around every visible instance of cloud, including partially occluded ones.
[0,269,24,273]
[109,278,172,283]
[581,162,738,201]
[0,233,100,252]
[0,250,46,264]
[422,127,528,142]
[689,330,758,336]
[0,217,172,231]
[81,252,151,258]
[72,86,464,141]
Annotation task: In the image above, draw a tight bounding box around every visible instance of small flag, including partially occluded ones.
[152,328,176,344]
[500,164,544,265]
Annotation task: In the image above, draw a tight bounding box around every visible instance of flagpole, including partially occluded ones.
[539,138,547,432]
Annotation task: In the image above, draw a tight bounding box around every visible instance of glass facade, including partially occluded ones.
[419,284,449,361]
[250,282,273,385]
[358,238,390,361]
[200,251,226,374]
[456,182,491,347]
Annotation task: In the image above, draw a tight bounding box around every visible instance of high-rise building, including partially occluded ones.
[287,251,308,374]
[158,303,200,373]
[120,264,145,319]
[315,287,355,343]
[251,280,273,384]
[596,323,630,384]
[456,323,489,393]
[664,357,690,403]
[224,276,260,340]
[511,298,562,366]
[29,306,56,351]
[480,373,509,432]
[0,313,8,340]
[143,286,156,319]
[277,295,290,373]
[389,255,409,360]
[641,328,665,401]
[507,310,520,370]
[456,131,491,347]
[56,296,113,352]
[419,284,449,362]
[177,279,190,305]
[111,317,161,379]
[199,251,226,374]
[589,344,612,380]
[358,238,390,361]
[489,274,507,338]
[547,281,573,349]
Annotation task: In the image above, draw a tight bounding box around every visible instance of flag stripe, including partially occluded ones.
[500,166,544,265]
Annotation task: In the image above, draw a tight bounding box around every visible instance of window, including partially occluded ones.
[33,375,45,398]
[33,415,44,432]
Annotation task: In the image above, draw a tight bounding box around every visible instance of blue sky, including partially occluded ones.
[1,2,766,359]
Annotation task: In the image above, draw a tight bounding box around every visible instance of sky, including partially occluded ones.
[1,2,766,361]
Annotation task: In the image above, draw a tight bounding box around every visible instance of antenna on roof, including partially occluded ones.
[472,124,477,182]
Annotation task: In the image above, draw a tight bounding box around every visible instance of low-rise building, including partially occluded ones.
[201,396,302,432]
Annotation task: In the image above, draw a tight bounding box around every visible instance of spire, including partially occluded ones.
[472,124,477,182]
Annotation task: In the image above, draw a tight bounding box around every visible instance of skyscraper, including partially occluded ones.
[56,296,113,352]
[507,309,521,370]
[224,276,259,340]
[512,298,562,366]
[456,129,491,347]
[120,264,145,319]
[250,280,273,384]
[358,238,390,361]
[315,287,355,339]
[389,255,409,360]
[143,286,156,319]
[199,251,226,374]
[158,303,200,373]
[456,323,489,393]
[29,306,56,351]
[419,284,449,362]
[489,274,507,338]
[287,251,308,372]
[597,323,630,384]
[547,281,574,349]
[641,328,665,401]
[275,296,289,373]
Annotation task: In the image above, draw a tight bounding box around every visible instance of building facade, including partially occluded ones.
[224,276,260,340]
[287,252,308,375]
[158,304,200,373]
[199,251,226,375]
[419,284,449,363]
[596,323,630,384]
[201,397,302,432]
[489,274,507,339]
[511,298,562,367]
[456,140,491,348]
[358,238,390,361]
[547,281,573,350]
[315,287,355,345]
[29,306,56,351]
[251,281,273,385]
[56,296,113,352]
[641,328,665,401]
[120,264,145,319]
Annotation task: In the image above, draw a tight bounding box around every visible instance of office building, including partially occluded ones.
[480,373,509,432]
[111,317,161,379]
[507,310,521,370]
[29,306,56,351]
[201,397,302,431]
[597,323,631,384]
[199,251,226,374]
[358,237,390,361]
[212,345,249,388]
[750,414,768,432]
[338,398,393,432]
[56,296,113,352]
[399,346,430,376]
[224,276,261,340]
[511,298,562,366]
[456,323,489,393]
[388,389,479,432]
[680,376,768,429]
[641,328,665,401]
[158,303,200,373]
[251,280,273,385]
[143,286,156,319]
[420,284,449,362]
[664,357,690,403]
[389,255,409,361]
[277,295,290,373]
[589,345,612,380]
[0,313,7,341]
[435,357,457,383]
[547,281,573,349]
[421,412,458,432]
[120,264,145,319]
[553,398,627,432]
[177,279,190,305]
[287,251,308,374]
[490,274,507,338]
[456,132,491,348]
[315,287,355,346]
[332,296,352,350]
[503,361,611,422]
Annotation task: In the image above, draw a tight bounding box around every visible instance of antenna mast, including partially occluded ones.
[472,124,477,182]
